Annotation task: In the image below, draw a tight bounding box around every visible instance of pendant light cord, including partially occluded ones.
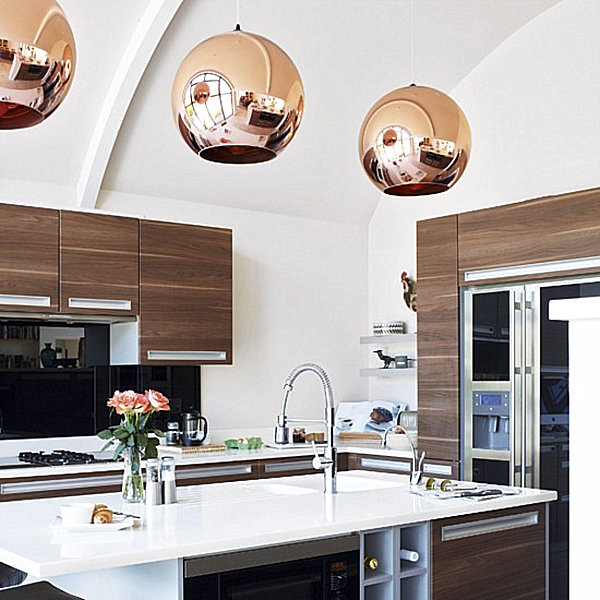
[236,0,241,30]
[410,0,415,84]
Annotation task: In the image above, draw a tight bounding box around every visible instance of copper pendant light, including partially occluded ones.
[358,0,471,196]
[171,25,304,164]
[0,0,76,130]
[359,85,471,195]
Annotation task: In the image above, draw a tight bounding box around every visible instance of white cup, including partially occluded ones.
[59,503,95,526]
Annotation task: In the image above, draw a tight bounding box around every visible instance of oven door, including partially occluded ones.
[221,557,325,599]
[183,537,359,600]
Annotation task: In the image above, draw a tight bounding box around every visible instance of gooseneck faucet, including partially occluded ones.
[274,363,337,494]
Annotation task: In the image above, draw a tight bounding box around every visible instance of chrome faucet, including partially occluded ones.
[382,421,425,486]
[274,363,337,494]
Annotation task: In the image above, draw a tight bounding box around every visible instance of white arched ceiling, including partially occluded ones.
[77,0,185,209]
[0,0,562,220]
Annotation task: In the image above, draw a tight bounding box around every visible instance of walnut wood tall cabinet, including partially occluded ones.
[417,187,600,469]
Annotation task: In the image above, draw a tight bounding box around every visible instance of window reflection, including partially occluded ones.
[185,71,234,130]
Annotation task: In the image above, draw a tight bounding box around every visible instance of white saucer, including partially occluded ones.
[51,515,134,532]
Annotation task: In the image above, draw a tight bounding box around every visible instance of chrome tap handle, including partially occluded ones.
[311,441,333,470]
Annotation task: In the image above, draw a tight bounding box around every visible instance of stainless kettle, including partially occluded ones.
[181,410,208,446]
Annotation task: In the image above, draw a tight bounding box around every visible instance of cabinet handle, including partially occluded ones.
[0,294,51,307]
[177,465,252,479]
[423,463,453,476]
[359,458,411,472]
[68,298,132,311]
[0,474,123,495]
[264,460,315,473]
[441,511,539,541]
[147,350,227,361]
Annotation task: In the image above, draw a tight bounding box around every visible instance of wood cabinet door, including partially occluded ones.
[431,504,547,600]
[417,215,461,464]
[60,212,139,314]
[458,187,600,285]
[0,204,59,311]
[140,220,232,365]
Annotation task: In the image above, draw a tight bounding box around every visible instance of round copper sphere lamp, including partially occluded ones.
[0,0,76,129]
[172,27,304,164]
[359,85,471,196]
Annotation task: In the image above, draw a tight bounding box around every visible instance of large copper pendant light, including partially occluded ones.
[358,1,471,196]
[171,3,304,164]
[0,0,76,129]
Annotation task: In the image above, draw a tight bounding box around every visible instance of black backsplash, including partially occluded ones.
[0,366,201,439]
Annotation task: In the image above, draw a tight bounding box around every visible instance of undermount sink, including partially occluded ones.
[247,473,406,495]
[246,483,316,496]
[334,474,405,493]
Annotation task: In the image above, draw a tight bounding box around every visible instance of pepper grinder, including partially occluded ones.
[145,459,162,506]
[161,456,177,504]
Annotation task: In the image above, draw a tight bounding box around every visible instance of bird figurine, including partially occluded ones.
[401,271,417,312]
[374,349,395,369]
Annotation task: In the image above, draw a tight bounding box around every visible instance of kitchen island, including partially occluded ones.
[0,470,555,600]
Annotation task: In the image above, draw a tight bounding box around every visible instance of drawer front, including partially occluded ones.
[355,455,412,474]
[176,462,258,485]
[431,504,547,600]
[258,457,316,478]
[0,471,122,502]
[422,459,459,480]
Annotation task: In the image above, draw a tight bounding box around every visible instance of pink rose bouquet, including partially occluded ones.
[98,389,170,460]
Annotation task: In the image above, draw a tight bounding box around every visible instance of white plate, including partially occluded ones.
[51,515,134,532]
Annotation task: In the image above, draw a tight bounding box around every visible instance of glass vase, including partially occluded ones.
[122,447,144,503]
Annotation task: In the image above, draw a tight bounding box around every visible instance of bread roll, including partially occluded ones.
[92,508,113,524]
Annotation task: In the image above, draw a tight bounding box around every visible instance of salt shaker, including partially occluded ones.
[161,456,177,504]
[145,459,162,506]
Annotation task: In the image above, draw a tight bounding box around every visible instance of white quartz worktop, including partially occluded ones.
[0,470,556,578]
[0,445,413,479]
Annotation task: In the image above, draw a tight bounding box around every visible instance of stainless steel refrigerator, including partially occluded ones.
[462,278,598,600]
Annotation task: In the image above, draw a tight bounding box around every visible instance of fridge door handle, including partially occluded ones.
[511,289,525,487]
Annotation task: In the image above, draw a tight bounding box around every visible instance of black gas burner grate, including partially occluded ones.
[18,450,98,466]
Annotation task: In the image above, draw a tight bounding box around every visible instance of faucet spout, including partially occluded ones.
[274,363,337,494]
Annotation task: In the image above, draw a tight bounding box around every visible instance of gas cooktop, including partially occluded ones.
[0,450,117,470]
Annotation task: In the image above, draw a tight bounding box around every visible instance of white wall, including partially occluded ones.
[98,190,369,434]
[368,0,600,406]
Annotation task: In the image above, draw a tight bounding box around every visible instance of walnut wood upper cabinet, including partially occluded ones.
[416,215,460,464]
[140,220,232,365]
[60,212,139,314]
[0,204,59,312]
[431,504,547,600]
[458,187,600,285]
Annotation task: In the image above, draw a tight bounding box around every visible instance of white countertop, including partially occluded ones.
[0,445,413,479]
[0,470,556,578]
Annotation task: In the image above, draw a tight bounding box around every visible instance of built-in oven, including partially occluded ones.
[183,535,359,600]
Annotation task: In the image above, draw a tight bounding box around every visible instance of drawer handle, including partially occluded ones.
[423,463,453,476]
[264,460,314,473]
[147,350,227,361]
[177,465,252,479]
[441,511,539,541]
[0,294,51,307]
[360,458,411,472]
[0,475,123,495]
[68,298,132,311]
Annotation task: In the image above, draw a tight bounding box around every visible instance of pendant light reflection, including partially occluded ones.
[359,85,471,195]
[172,28,304,164]
[0,0,76,129]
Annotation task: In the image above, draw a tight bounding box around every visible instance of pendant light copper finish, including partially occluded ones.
[172,28,304,164]
[0,0,76,129]
[358,85,471,196]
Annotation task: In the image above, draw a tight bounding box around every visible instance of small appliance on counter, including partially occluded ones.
[180,410,208,447]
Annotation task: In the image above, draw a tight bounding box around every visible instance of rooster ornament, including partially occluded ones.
[401,272,417,312]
